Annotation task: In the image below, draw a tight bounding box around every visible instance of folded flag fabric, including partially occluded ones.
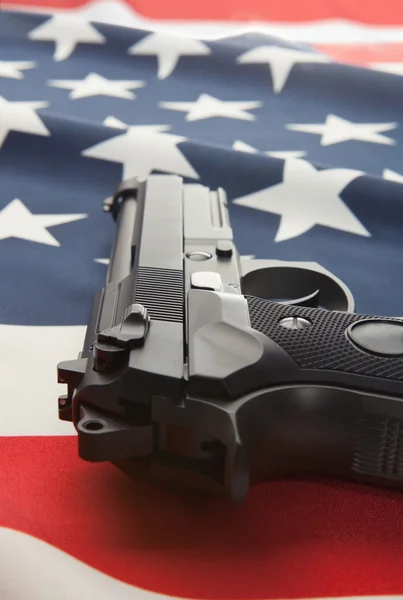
[1,8,403,599]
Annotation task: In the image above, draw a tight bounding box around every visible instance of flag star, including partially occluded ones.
[383,168,403,183]
[48,72,145,100]
[0,60,37,79]
[267,150,307,159]
[0,96,50,150]
[128,32,211,79]
[0,199,87,246]
[237,45,330,93]
[370,63,403,76]
[233,140,306,158]
[102,117,170,134]
[28,15,106,61]
[160,93,262,122]
[286,114,397,146]
[103,116,129,129]
[233,159,367,242]
[232,140,258,153]
[82,120,198,180]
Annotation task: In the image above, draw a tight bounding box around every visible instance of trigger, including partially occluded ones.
[280,289,320,308]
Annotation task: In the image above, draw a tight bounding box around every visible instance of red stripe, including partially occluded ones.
[315,43,403,66]
[5,0,403,24]
[133,0,403,24]
[2,436,403,598]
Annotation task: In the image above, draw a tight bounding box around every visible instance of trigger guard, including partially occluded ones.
[240,260,355,313]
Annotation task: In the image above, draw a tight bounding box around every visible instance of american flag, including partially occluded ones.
[1,2,403,598]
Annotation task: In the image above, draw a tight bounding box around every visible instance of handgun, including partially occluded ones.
[57,175,403,503]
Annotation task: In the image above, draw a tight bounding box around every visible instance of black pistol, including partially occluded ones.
[58,175,403,503]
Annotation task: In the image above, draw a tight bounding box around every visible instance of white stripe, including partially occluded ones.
[5,0,403,43]
[0,325,84,435]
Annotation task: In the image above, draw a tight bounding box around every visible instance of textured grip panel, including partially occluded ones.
[246,296,403,381]
[353,414,403,479]
[135,267,183,323]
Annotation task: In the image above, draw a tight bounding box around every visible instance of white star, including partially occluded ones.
[233,159,368,242]
[383,168,403,183]
[103,116,132,129]
[48,72,145,100]
[232,140,259,153]
[232,140,306,159]
[0,199,87,246]
[370,63,403,76]
[267,150,307,159]
[159,93,262,122]
[0,96,50,150]
[287,114,397,146]
[28,15,106,61]
[0,60,36,79]
[128,32,211,79]
[82,120,198,180]
[237,45,330,93]
[103,116,170,134]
